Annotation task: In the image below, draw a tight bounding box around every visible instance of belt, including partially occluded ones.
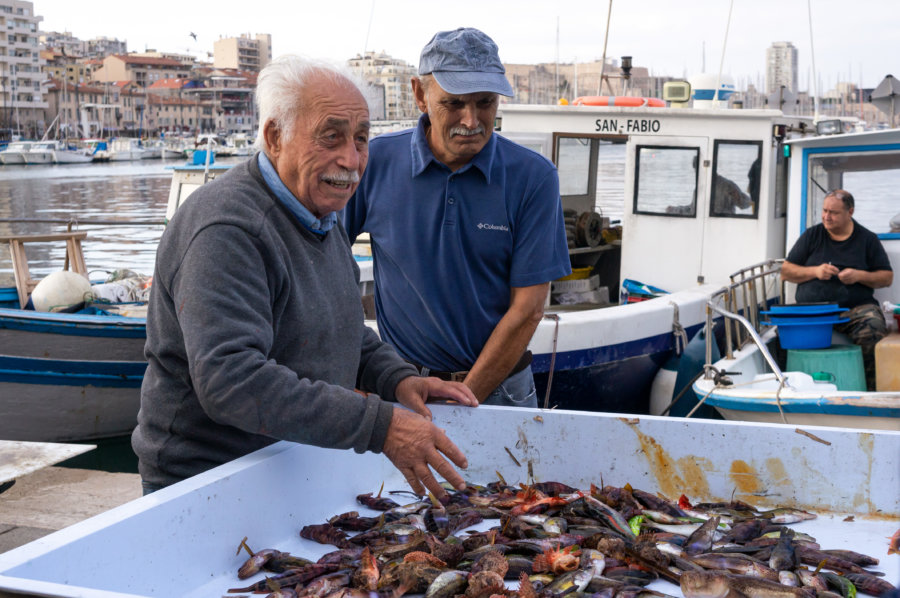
[413,350,533,383]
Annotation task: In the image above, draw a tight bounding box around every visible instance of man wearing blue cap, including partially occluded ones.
[344,28,570,406]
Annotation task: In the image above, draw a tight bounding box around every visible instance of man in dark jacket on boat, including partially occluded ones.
[343,28,571,407]
[781,189,893,390]
[132,55,477,495]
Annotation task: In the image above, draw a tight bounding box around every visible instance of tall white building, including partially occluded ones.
[213,34,271,72]
[0,0,47,138]
[348,51,418,120]
[765,41,798,94]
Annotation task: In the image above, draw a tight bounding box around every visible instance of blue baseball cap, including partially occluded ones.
[418,28,514,97]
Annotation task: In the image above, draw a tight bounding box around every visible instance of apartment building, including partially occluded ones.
[766,41,798,95]
[92,54,191,88]
[347,51,417,120]
[0,0,47,138]
[213,33,271,72]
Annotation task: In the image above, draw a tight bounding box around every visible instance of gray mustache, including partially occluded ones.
[321,170,360,184]
[450,125,484,137]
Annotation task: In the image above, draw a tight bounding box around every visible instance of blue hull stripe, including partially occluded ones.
[531,323,703,373]
[703,392,900,418]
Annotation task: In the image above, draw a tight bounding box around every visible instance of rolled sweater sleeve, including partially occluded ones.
[170,223,393,454]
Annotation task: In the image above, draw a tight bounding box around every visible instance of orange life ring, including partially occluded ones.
[571,96,665,108]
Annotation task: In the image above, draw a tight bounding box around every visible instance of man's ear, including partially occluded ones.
[411,77,428,114]
[263,120,281,156]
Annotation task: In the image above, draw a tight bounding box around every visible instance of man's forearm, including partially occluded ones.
[857,269,894,289]
[780,260,816,284]
[464,284,548,402]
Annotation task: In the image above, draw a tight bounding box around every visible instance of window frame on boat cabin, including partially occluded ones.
[632,144,700,218]
[802,145,900,239]
[550,133,627,216]
[709,139,762,220]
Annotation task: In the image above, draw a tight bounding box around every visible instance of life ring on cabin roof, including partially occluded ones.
[572,96,665,107]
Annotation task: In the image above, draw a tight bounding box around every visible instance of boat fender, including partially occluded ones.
[31,270,92,313]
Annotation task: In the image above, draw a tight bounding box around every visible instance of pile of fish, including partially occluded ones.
[227,480,897,598]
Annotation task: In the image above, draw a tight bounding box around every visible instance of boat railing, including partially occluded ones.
[704,259,786,383]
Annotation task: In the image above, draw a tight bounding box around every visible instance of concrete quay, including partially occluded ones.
[0,466,141,555]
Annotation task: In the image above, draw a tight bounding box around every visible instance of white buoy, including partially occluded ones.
[30,270,91,312]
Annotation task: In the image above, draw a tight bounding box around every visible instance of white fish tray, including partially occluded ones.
[0,406,897,597]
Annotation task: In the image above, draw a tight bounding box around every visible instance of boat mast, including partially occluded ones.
[807,0,820,120]
[598,0,612,95]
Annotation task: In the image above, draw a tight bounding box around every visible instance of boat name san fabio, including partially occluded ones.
[594,118,661,133]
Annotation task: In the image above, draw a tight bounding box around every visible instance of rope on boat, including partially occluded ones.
[669,301,688,356]
[542,313,560,410]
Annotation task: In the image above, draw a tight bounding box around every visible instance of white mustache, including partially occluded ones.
[450,125,484,137]
[321,170,360,184]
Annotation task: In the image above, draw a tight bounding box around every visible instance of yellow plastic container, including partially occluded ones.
[556,267,592,281]
[875,332,900,391]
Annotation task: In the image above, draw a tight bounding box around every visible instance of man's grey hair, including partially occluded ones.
[255,55,375,151]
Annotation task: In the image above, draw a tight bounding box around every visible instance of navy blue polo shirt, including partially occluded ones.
[343,115,570,371]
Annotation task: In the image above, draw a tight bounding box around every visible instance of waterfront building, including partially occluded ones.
[39,30,83,57]
[182,67,256,135]
[766,41,798,95]
[504,59,670,104]
[213,34,271,72]
[348,51,417,120]
[144,92,201,135]
[0,0,48,138]
[84,36,127,59]
[91,54,191,88]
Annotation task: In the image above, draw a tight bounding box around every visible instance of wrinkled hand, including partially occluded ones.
[815,263,840,280]
[382,407,468,498]
[394,376,478,421]
[837,268,862,285]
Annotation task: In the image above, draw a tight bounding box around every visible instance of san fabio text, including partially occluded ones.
[595,119,661,133]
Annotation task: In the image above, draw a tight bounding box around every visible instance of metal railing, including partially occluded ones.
[703,259,787,384]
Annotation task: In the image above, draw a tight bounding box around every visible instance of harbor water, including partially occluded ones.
[0,157,245,473]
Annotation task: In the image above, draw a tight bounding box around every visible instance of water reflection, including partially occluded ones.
[0,157,245,281]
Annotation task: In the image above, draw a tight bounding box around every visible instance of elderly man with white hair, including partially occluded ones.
[132,55,477,497]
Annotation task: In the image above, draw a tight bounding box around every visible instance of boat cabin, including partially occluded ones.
[497,104,813,303]
[785,128,900,302]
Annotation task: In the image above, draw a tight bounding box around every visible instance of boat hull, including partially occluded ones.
[0,295,147,442]
[0,355,143,442]
[692,328,900,430]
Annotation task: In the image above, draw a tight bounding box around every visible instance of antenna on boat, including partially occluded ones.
[597,0,613,95]
[363,0,376,57]
[807,0,820,120]
[712,0,734,108]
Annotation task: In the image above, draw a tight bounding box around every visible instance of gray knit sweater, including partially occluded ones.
[132,155,417,487]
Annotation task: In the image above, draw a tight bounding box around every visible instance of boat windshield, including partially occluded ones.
[806,148,900,235]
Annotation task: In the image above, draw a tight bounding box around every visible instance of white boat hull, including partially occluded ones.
[693,329,900,430]
[0,152,27,164]
[24,151,53,164]
[52,149,94,163]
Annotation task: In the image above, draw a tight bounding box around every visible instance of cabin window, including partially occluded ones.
[633,145,699,217]
[556,137,592,196]
[710,140,761,218]
[806,148,900,235]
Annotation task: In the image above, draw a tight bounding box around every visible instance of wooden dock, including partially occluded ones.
[0,466,140,555]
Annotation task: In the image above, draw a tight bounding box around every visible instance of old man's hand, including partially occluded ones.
[394,376,478,421]
[382,407,468,498]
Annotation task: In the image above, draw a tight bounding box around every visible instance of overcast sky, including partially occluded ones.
[34,0,898,91]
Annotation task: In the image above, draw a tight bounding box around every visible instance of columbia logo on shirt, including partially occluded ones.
[477,223,510,232]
